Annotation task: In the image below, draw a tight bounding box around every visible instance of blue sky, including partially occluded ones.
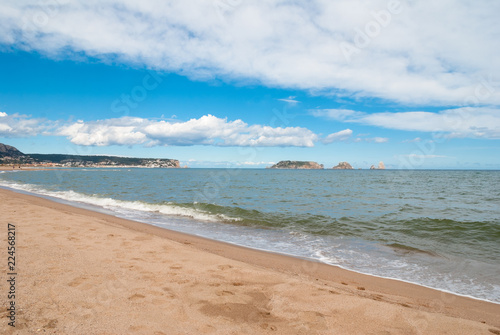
[0,1,499,169]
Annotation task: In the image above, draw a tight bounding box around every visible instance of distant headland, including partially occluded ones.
[1,143,387,169]
[0,143,182,168]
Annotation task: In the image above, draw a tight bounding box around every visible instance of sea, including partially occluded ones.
[1,168,499,303]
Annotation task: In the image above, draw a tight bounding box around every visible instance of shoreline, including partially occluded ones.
[1,188,500,333]
[3,184,497,307]
[1,176,498,307]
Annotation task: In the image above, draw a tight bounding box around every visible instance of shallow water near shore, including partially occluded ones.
[1,168,499,303]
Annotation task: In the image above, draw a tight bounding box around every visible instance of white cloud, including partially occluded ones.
[311,109,364,121]
[313,107,500,139]
[322,129,352,143]
[321,128,388,143]
[2,112,363,147]
[57,115,319,147]
[277,96,300,106]
[403,137,421,143]
[0,124,12,132]
[368,137,389,143]
[0,113,52,137]
[351,134,389,143]
[235,161,274,166]
[1,1,499,105]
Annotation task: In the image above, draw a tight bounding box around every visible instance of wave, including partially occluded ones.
[0,180,241,223]
[0,179,367,236]
[2,178,498,243]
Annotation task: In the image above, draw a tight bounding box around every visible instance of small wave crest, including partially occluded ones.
[0,180,241,223]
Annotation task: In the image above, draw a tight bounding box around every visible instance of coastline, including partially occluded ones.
[1,187,499,334]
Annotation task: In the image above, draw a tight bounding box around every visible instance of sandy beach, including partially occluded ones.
[1,187,499,334]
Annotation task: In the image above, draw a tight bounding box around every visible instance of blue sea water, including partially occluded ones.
[1,168,499,303]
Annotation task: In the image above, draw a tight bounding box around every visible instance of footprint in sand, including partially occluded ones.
[128,293,146,301]
[53,226,71,231]
[370,294,384,301]
[43,319,58,329]
[216,290,235,296]
[133,235,153,241]
[161,287,176,299]
[217,264,233,270]
[68,276,88,287]
[131,257,145,261]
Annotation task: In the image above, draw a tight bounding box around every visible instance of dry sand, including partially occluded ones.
[1,187,499,334]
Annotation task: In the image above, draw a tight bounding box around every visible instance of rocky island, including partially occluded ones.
[0,143,181,168]
[269,160,324,169]
[332,162,353,169]
[370,161,386,170]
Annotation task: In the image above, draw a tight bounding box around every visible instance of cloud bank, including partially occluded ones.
[312,107,500,139]
[57,115,320,147]
[0,112,359,147]
[1,0,499,106]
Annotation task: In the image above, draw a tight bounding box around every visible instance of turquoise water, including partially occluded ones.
[1,168,499,302]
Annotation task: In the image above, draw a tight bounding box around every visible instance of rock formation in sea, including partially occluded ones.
[269,161,324,169]
[370,161,386,169]
[332,162,353,169]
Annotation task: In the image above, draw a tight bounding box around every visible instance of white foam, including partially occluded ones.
[0,180,240,223]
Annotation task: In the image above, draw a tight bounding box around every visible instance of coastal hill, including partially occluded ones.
[268,160,324,169]
[0,143,32,164]
[0,143,25,159]
[0,143,181,168]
